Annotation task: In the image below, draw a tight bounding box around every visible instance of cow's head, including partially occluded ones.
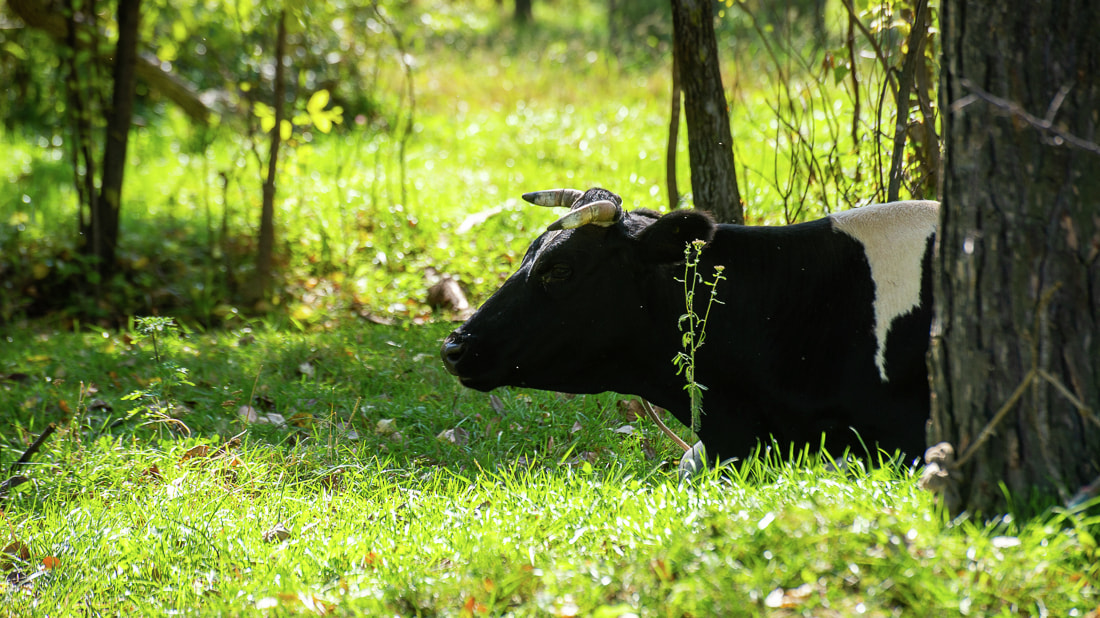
[441,187,715,395]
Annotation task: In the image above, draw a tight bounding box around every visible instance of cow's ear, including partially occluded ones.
[636,210,717,263]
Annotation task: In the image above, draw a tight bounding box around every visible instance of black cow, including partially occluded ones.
[441,187,938,465]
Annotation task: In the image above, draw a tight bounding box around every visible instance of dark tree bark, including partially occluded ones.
[670,0,742,224]
[666,47,681,211]
[515,0,532,23]
[247,9,286,305]
[81,0,140,279]
[928,0,1100,516]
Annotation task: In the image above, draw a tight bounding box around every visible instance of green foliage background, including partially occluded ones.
[1,0,935,326]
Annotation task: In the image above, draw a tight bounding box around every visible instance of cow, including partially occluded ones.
[441,187,938,467]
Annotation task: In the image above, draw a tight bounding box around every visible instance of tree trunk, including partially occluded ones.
[669,0,742,224]
[515,0,532,23]
[248,9,286,305]
[666,46,681,211]
[928,0,1100,517]
[83,0,140,279]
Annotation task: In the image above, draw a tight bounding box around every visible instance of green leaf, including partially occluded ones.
[833,64,851,85]
[2,41,27,60]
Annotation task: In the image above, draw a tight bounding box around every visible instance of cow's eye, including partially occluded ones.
[540,264,572,285]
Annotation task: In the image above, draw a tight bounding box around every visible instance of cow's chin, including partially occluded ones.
[457,376,499,393]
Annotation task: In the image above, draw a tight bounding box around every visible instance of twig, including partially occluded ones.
[1038,369,1100,430]
[886,0,930,202]
[637,399,691,453]
[953,79,1100,156]
[0,423,58,498]
[1068,473,1100,508]
[952,369,1036,470]
[838,0,898,94]
[10,423,57,473]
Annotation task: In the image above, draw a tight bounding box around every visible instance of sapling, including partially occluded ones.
[121,316,194,434]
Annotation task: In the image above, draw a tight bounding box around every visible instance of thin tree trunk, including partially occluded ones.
[249,9,286,305]
[885,0,929,202]
[666,48,681,211]
[928,0,1100,517]
[670,0,743,224]
[85,0,140,279]
[515,0,532,23]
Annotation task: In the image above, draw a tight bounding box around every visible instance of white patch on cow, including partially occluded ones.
[828,201,939,382]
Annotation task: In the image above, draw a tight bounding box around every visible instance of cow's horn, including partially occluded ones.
[522,189,585,208]
[547,200,622,231]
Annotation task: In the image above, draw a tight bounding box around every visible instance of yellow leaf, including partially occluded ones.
[307,89,330,114]
[32,262,49,280]
[280,119,292,141]
[288,411,314,427]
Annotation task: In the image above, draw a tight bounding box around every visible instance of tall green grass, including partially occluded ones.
[1,321,1098,616]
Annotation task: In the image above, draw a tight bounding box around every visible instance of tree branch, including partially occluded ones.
[952,79,1100,157]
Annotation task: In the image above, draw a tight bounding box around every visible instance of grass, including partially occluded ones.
[2,322,1098,616]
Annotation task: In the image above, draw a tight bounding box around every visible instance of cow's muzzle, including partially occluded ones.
[440,333,467,377]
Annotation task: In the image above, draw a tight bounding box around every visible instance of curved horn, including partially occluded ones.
[522,189,585,208]
[547,200,622,231]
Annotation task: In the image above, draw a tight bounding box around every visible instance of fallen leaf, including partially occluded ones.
[426,276,469,313]
[0,541,30,571]
[618,399,645,421]
[165,477,186,499]
[180,445,211,462]
[375,418,398,435]
[262,523,291,543]
[765,584,815,609]
[613,425,635,435]
[437,427,470,446]
[288,411,314,427]
[570,421,583,435]
[489,394,506,414]
[42,556,60,570]
[298,362,316,378]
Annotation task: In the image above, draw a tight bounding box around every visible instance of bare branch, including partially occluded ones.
[955,79,1100,156]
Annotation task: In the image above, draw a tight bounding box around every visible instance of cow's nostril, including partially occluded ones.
[440,337,466,374]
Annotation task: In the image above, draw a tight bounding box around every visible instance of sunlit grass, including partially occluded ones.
[2,323,1098,615]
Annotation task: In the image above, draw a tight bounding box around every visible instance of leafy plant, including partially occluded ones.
[120,316,195,434]
[672,239,725,432]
